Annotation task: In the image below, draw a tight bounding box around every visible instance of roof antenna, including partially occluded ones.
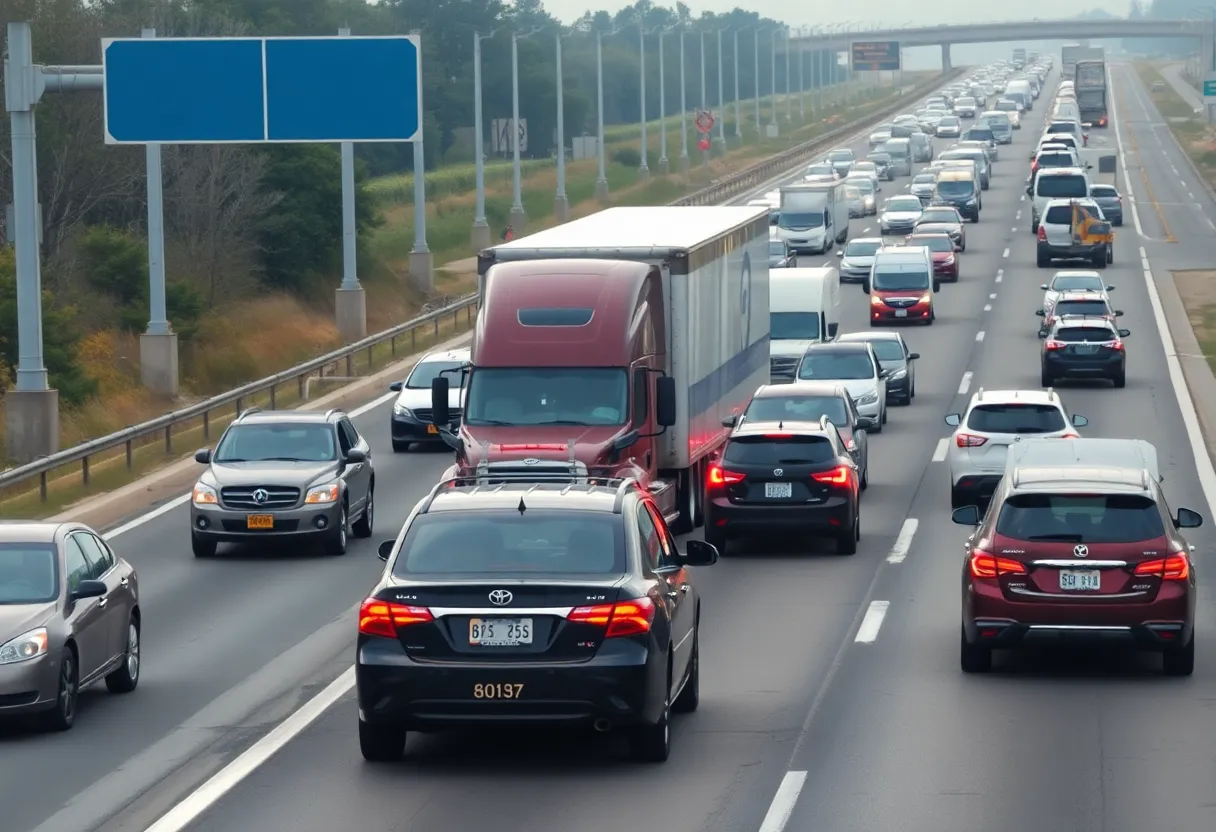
[778,420,784,429]
[517,497,527,515]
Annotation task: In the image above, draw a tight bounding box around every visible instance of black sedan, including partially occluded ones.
[1041,318,1131,388]
[357,474,718,763]
[836,331,919,405]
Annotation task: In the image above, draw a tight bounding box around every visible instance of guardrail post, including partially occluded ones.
[82,456,89,487]
[126,439,133,469]
[269,385,276,409]
[164,425,171,454]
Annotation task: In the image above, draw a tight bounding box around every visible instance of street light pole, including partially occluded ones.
[733,28,743,139]
[753,28,761,140]
[595,29,609,200]
[716,28,726,150]
[508,31,527,231]
[784,27,792,122]
[471,30,494,249]
[679,28,689,172]
[699,30,708,164]
[769,29,779,132]
[554,31,568,222]
[797,27,805,120]
[639,25,650,180]
[658,30,669,174]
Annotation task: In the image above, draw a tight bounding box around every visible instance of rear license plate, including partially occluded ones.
[765,482,793,498]
[1059,570,1101,591]
[246,514,273,530]
[469,618,533,646]
[1076,344,1098,355]
[895,309,909,318]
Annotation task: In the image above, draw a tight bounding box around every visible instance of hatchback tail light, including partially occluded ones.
[1037,226,1047,241]
[1109,340,1124,351]
[1044,339,1065,350]
[707,463,745,486]
[969,551,1028,578]
[811,465,852,486]
[956,432,988,447]
[1134,554,1190,580]
[567,597,656,637]
[358,597,433,637]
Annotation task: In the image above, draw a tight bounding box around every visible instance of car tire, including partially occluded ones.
[882,406,888,425]
[352,484,375,538]
[703,525,727,555]
[1163,635,1195,676]
[359,718,407,762]
[1041,369,1053,387]
[837,509,859,555]
[191,534,217,558]
[325,503,349,556]
[42,650,79,732]
[673,625,700,714]
[950,487,971,510]
[391,439,410,453]
[629,672,672,762]
[1107,245,1114,264]
[1113,371,1126,389]
[1037,254,1049,268]
[1094,253,1107,269]
[960,626,992,673]
[1114,218,1123,227]
[860,461,869,490]
[105,616,141,694]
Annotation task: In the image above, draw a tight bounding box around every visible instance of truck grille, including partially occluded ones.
[220,486,301,510]
[413,408,462,423]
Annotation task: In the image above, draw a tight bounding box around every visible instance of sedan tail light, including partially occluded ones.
[1109,340,1125,351]
[1037,226,1047,242]
[568,597,656,637]
[708,463,745,486]
[1044,339,1066,350]
[811,465,852,486]
[956,432,988,447]
[358,598,433,637]
[1135,554,1190,580]
[969,551,1028,578]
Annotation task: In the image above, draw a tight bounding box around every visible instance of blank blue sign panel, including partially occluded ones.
[101,36,422,144]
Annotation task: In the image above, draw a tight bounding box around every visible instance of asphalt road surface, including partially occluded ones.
[6,63,1216,832]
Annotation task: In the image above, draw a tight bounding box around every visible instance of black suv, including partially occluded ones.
[1041,317,1131,388]
[356,469,718,764]
[703,417,862,555]
[190,408,375,557]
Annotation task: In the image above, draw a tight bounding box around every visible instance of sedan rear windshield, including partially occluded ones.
[844,240,882,257]
[798,352,875,381]
[392,512,625,575]
[1054,326,1117,342]
[966,404,1066,434]
[1036,176,1087,199]
[745,395,847,425]
[1053,300,1109,316]
[995,493,1165,544]
[0,544,59,604]
[724,435,835,466]
[1037,154,1074,168]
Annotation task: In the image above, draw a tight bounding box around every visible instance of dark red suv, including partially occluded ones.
[953,464,1203,675]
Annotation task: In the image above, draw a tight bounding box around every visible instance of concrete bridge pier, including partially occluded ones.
[941,43,952,72]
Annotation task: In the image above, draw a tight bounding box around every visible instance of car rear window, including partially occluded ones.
[1036,175,1087,199]
[1053,300,1109,316]
[1054,326,1117,342]
[392,511,625,575]
[1091,185,1118,197]
[1043,205,1073,224]
[966,404,1066,434]
[745,395,848,425]
[995,493,1165,543]
[724,435,835,466]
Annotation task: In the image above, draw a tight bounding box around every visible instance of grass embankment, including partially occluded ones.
[0,73,940,518]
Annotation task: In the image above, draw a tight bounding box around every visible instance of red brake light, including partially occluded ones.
[358,597,433,637]
[1057,431,1080,439]
[765,432,793,438]
[707,463,745,486]
[568,597,656,637]
[493,443,568,452]
[811,465,851,485]
[1109,340,1124,351]
[956,432,988,447]
[1037,225,1047,241]
[1044,339,1065,350]
[969,551,1028,578]
[1134,554,1190,580]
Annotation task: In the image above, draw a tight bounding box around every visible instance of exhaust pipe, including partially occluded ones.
[593,718,612,733]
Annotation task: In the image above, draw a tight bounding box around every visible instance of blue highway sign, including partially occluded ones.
[102,36,422,144]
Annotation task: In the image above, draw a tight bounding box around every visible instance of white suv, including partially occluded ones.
[943,389,1088,508]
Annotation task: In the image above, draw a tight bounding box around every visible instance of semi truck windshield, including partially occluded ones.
[464,368,629,426]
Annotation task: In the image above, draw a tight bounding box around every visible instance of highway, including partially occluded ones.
[5,63,1216,832]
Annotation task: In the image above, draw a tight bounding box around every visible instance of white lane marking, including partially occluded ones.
[958,371,973,395]
[1015,209,1022,220]
[1011,227,1017,233]
[975,330,985,342]
[983,303,992,312]
[995,273,1003,283]
[989,293,997,299]
[104,390,399,541]
[887,518,919,563]
[1207,216,1216,231]
[932,437,949,462]
[862,226,871,233]
[1001,247,1010,258]
[758,771,809,832]
[1020,193,1025,202]
[854,600,890,643]
[1110,67,1145,239]
[143,667,356,832]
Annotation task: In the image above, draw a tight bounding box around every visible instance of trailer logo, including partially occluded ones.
[740,250,752,350]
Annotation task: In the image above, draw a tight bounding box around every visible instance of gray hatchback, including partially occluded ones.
[190,408,375,557]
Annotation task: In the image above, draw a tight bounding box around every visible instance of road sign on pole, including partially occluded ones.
[101,36,422,143]
[850,41,901,73]
[695,109,715,133]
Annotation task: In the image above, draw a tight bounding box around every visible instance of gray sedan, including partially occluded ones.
[1089,183,1123,226]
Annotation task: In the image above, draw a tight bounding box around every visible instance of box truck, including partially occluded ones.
[775,183,850,255]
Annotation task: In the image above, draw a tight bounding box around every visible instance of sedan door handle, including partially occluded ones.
[120,577,129,587]
[98,597,108,608]
[679,583,691,594]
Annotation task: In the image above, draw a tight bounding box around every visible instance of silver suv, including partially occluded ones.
[190,408,375,557]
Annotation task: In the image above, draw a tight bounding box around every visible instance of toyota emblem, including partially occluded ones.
[773,468,784,477]
[252,488,269,504]
[489,589,513,606]
[1073,544,1089,558]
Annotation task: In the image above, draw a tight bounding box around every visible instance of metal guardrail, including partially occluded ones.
[3,68,963,502]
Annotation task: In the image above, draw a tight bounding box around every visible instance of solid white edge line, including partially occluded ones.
[144,666,356,832]
[854,600,890,643]
[932,437,949,462]
[886,518,919,563]
[757,770,809,832]
[958,371,973,396]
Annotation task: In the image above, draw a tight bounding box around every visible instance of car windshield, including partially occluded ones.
[392,511,625,575]
[770,312,821,341]
[1053,326,1117,342]
[724,435,836,466]
[1053,300,1110,316]
[966,404,1066,434]
[872,268,930,292]
[996,101,1016,110]
[1036,176,1088,199]
[886,198,922,212]
[913,174,937,185]
[214,423,337,462]
[769,241,787,256]
[920,209,959,222]
[1051,274,1103,292]
[966,130,995,141]
[956,97,976,106]
[464,368,628,426]
[995,493,1165,544]
[850,339,905,361]
[406,360,466,389]
[936,180,975,198]
[909,236,953,253]
[845,240,882,257]
[745,395,848,425]
[798,352,875,381]
[0,544,58,604]
[780,212,824,228]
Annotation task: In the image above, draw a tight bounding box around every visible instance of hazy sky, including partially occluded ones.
[539,0,1108,25]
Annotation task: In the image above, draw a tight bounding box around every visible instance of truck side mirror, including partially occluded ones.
[655,376,677,428]
[828,322,839,338]
[431,377,451,425]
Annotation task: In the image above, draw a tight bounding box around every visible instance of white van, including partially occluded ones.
[768,267,842,382]
[1030,167,1090,231]
[1005,79,1033,110]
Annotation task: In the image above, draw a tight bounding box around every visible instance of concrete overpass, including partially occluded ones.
[788,18,1207,71]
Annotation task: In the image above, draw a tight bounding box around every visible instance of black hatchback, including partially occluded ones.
[1041,317,1131,388]
[703,418,861,555]
[356,472,718,764]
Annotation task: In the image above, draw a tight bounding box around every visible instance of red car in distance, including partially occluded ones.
[905,232,960,281]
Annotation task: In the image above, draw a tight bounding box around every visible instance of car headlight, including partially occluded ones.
[943,255,955,265]
[888,368,908,380]
[870,295,883,306]
[305,482,340,504]
[855,391,878,405]
[920,293,932,304]
[392,402,411,417]
[0,628,48,665]
[192,482,218,506]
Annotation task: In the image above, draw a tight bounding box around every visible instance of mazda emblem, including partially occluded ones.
[1073,544,1089,558]
[773,468,784,477]
[489,589,513,606]
[252,488,269,504]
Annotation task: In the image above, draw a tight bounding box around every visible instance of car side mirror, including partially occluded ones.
[721,415,738,428]
[431,377,451,425]
[345,448,367,464]
[655,376,677,427]
[1173,506,1205,530]
[1106,285,1115,291]
[908,352,920,360]
[1035,309,1045,317]
[681,539,719,566]
[71,579,107,601]
[1115,310,1124,317]
[377,540,395,561]
[836,249,844,257]
[1039,284,1048,290]
[1071,414,1088,427]
[856,417,877,430]
[944,413,961,427]
[194,448,212,464]
[389,381,403,392]
[952,505,981,526]
[1118,328,1131,338]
